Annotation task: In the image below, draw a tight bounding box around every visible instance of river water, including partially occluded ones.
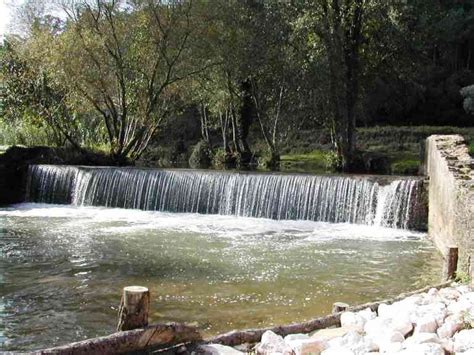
[0,203,442,351]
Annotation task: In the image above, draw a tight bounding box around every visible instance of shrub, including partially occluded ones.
[189,140,212,169]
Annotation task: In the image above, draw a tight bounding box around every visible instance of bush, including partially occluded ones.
[189,140,212,169]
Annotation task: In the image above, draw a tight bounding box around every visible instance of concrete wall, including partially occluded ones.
[426,135,474,270]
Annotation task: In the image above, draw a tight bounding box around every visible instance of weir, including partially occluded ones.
[26,165,425,229]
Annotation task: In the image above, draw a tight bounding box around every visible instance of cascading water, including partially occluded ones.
[26,165,424,229]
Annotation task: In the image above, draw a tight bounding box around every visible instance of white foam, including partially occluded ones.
[0,203,426,242]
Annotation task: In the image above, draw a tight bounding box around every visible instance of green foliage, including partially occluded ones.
[188,140,212,169]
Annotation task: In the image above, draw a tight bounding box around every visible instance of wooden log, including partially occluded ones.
[442,246,458,281]
[117,286,150,331]
[37,323,202,355]
[332,302,349,314]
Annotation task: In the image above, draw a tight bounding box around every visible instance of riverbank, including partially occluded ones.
[197,283,474,354]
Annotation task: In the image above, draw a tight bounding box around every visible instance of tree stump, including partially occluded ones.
[442,247,458,281]
[117,286,150,331]
[332,302,349,314]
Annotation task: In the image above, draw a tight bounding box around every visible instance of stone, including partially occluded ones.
[284,334,310,342]
[340,312,365,332]
[364,316,412,338]
[414,316,438,334]
[311,327,352,341]
[453,329,474,353]
[327,331,377,354]
[321,348,354,355]
[287,339,328,355]
[197,344,244,355]
[357,308,376,323]
[403,332,441,346]
[436,314,464,339]
[397,343,444,355]
[256,330,294,355]
[371,330,405,352]
[439,287,461,301]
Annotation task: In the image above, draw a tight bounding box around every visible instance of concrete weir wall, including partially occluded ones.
[425,135,474,269]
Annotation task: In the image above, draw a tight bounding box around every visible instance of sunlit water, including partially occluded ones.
[0,203,442,351]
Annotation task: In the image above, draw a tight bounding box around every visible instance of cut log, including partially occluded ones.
[37,323,201,355]
[117,286,150,331]
[332,302,349,314]
[442,247,458,281]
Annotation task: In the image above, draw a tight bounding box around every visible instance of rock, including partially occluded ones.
[453,329,474,353]
[364,316,412,338]
[357,308,376,323]
[380,341,402,353]
[414,316,438,334]
[403,332,441,346]
[427,288,439,297]
[285,334,310,342]
[327,331,376,354]
[372,330,405,353]
[197,344,244,355]
[397,343,444,355]
[439,287,461,302]
[256,330,294,355]
[440,339,454,354]
[436,314,464,339]
[287,339,328,355]
[340,312,365,332]
[311,327,353,341]
[321,348,354,355]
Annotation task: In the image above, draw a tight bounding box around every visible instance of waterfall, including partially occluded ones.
[26,165,424,229]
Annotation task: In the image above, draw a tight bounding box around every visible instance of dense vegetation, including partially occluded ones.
[0,0,473,171]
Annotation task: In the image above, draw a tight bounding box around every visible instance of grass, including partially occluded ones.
[280,150,333,174]
[469,142,474,157]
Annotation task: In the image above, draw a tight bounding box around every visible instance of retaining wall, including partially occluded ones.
[425,135,474,269]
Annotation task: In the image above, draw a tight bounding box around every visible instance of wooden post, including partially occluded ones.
[442,247,458,281]
[332,302,349,314]
[117,286,150,331]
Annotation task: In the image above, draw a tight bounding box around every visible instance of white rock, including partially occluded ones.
[453,329,474,353]
[414,303,447,327]
[357,308,376,323]
[380,341,402,353]
[327,331,376,354]
[372,330,405,352]
[439,287,461,301]
[436,314,464,339]
[321,348,354,355]
[340,312,365,332]
[256,330,294,355]
[198,344,244,354]
[364,316,412,338]
[397,342,444,355]
[456,285,472,294]
[287,338,328,355]
[284,334,310,342]
[440,339,454,354]
[428,288,439,297]
[414,316,438,333]
[403,332,441,346]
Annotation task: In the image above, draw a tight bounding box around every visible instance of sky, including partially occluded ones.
[0,0,14,39]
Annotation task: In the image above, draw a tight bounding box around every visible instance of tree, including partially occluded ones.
[49,0,206,162]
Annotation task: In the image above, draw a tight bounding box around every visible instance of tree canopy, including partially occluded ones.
[1,0,473,169]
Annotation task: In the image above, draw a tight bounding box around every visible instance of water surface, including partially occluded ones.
[0,203,442,351]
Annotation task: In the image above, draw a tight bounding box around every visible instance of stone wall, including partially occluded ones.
[425,135,474,270]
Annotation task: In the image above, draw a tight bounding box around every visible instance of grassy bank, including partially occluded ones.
[280,126,474,175]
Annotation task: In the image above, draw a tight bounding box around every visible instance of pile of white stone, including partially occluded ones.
[199,284,474,355]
